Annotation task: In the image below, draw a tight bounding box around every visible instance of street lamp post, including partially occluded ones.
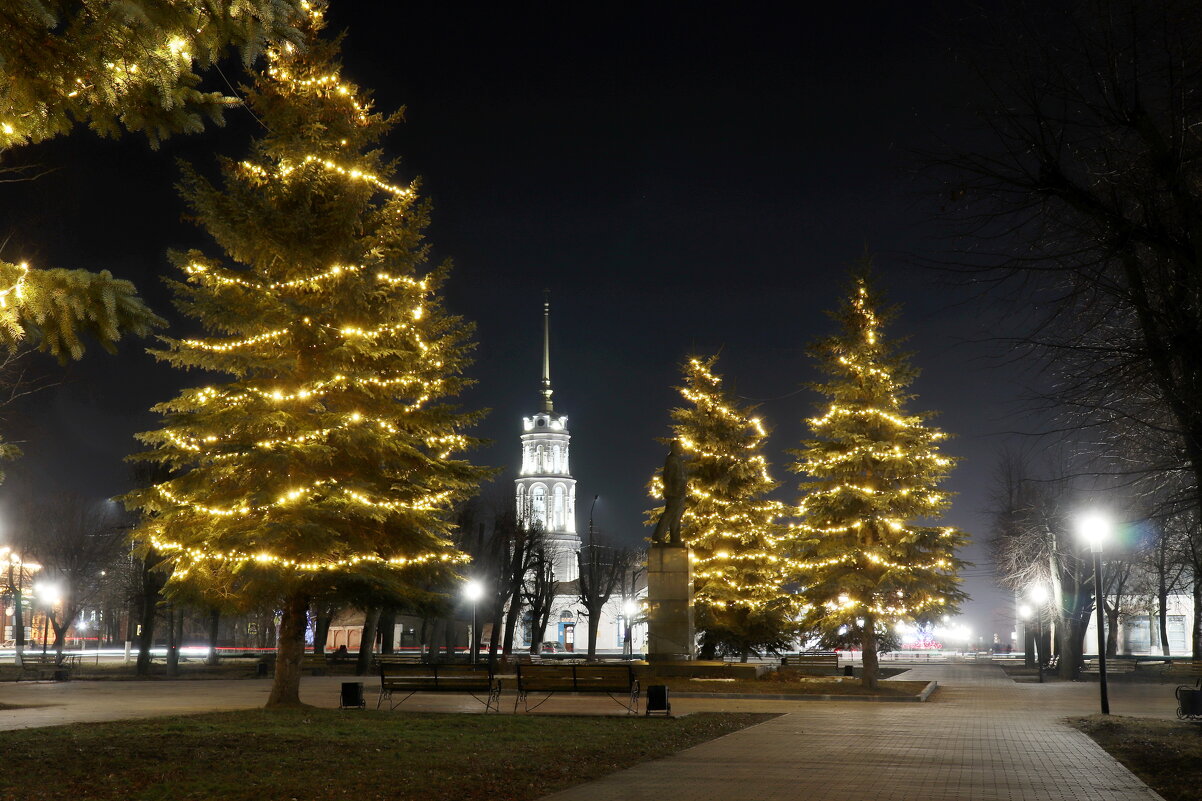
[464,580,484,665]
[1077,512,1111,715]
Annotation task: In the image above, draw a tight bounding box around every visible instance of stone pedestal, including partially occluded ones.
[646,544,695,661]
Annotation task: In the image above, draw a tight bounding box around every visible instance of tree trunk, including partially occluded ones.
[11,588,24,667]
[488,595,505,668]
[355,606,381,675]
[1157,587,1171,656]
[585,607,600,659]
[266,590,309,708]
[166,606,180,677]
[378,607,397,654]
[136,593,158,677]
[860,615,879,690]
[51,618,68,664]
[1058,610,1088,680]
[503,603,520,655]
[427,617,449,663]
[1193,577,1202,659]
[313,605,334,656]
[206,608,221,666]
[1105,602,1119,658]
[1023,624,1035,668]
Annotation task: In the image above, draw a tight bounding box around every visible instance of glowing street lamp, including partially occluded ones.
[1076,511,1112,715]
[33,581,61,657]
[464,579,484,665]
[622,597,637,659]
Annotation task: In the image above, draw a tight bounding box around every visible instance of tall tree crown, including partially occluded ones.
[793,275,967,635]
[124,13,486,598]
[649,355,795,656]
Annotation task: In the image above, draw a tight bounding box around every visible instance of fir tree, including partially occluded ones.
[792,274,968,688]
[124,12,487,707]
[649,355,794,659]
[0,0,304,151]
[0,1,310,469]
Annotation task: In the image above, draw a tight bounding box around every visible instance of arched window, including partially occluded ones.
[553,484,565,530]
[516,485,526,520]
[531,484,548,530]
[535,445,545,473]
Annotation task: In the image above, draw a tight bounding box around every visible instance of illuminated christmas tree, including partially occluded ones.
[0,0,304,151]
[792,274,967,688]
[125,9,487,707]
[649,356,794,659]
[0,1,309,468]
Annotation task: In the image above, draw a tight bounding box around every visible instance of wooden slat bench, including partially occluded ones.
[1159,660,1202,683]
[1082,659,1136,676]
[514,663,639,713]
[780,652,839,674]
[18,653,79,681]
[374,653,424,669]
[378,663,501,712]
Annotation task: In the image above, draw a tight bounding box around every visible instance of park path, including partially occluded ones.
[540,664,1167,801]
[0,664,1175,799]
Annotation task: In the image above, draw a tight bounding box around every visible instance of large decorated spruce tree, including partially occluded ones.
[125,10,486,706]
[792,274,967,688]
[649,356,795,659]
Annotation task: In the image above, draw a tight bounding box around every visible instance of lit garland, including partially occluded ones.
[1,2,319,151]
[649,355,799,644]
[793,276,967,639]
[0,261,29,307]
[126,11,484,580]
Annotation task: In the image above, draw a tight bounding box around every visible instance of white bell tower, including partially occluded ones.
[515,294,579,581]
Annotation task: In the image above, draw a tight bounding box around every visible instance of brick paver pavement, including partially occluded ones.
[540,664,1168,801]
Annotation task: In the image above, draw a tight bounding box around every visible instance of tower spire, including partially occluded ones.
[541,290,554,413]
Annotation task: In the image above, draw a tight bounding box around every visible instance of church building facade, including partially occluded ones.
[514,296,641,653]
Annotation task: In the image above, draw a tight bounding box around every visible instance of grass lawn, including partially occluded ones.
[660,675,931,696]
[1071,715,1202,801]
[0,709,772,801]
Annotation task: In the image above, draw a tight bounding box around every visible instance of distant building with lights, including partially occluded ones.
[513,296,642,654]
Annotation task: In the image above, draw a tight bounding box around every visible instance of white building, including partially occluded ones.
[514,296,642,654]
[1082,593,1196,656]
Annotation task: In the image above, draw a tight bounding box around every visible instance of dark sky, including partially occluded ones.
[0,3,1024,642]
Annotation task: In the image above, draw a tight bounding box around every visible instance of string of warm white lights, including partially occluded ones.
[649,355,799,634]
[130,10,479,578]
[0,262,29,307]
[793,277,965,630]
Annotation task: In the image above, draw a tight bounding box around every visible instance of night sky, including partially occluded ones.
[0,3,1023,641]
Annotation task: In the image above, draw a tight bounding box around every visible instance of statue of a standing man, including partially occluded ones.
[652,439,688,546]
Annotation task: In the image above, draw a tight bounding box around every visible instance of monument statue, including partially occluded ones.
[647,437,695,660]
[651,438,687,546]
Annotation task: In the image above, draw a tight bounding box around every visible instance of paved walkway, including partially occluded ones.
[0,665,1178,799]
[543,665,1168,801]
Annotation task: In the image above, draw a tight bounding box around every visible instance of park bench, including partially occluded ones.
[780,652,840,674]
[374,653,424,669]
[377,663,501,712]
[514,663,639,714]
[1158,660,1202,683]
[1081,658,1136,676]
[17,653,79,681]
